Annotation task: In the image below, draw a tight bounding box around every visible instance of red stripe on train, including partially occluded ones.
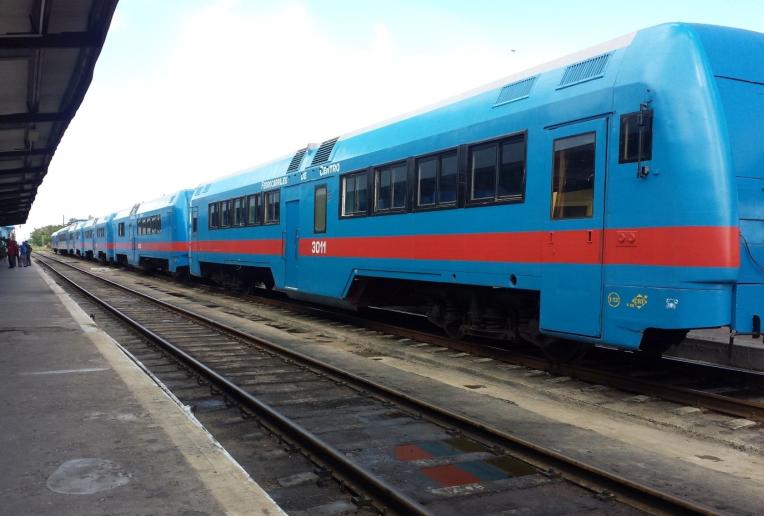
[298,226,740,268]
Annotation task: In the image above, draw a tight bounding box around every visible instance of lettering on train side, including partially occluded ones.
[311,240,327,255]
[262,176,288,189]
[319,163,340,176]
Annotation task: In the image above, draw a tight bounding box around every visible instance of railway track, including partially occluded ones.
[38,253,718,514]
[44,252,764,423]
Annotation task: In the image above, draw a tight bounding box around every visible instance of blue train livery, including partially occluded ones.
[62,23,764,357]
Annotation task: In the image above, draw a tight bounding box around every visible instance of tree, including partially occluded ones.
[30,224,65,248]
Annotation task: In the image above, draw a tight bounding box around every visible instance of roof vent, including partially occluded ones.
[311,137,339,166]
[494,76,537,106]
[287,147,307,172]
[558,53,612,88]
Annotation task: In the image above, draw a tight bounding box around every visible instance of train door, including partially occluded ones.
[284,200,300,289]
[540,117,608,338]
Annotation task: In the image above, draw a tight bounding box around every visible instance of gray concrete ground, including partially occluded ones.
[0,262,282,515]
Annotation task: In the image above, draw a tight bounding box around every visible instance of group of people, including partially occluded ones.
[0,237,32,268]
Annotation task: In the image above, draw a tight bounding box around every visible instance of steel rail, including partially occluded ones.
[38,257,428,516]
[40,254,718,514]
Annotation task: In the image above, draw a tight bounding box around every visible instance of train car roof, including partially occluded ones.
[113,189,192,220]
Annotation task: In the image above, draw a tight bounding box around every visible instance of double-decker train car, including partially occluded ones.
[51,226,66,253]
[92,214,115,263]
[186,23,764,357]
[60,23,764,358]
[68,220,86,256]
[111,190,191,273]
[81,218,97,259]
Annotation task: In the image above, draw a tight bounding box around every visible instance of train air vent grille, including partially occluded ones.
[287,147,307,172]
[311,137,339,165]
[494,76,537,106]
[558,53,612,88]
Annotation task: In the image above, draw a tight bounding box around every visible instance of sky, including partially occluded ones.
[14,0,764,239]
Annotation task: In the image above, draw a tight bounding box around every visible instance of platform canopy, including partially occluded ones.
[0,0,118,225]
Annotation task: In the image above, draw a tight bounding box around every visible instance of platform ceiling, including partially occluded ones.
[0,0,117,225]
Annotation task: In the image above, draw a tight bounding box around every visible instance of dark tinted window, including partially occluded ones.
[247,195,258,225]
[416,151,457,208]
[471,144,496,200]
[498,140,525,198]
[314,185,327,233]
[342,172,368,216]
[374,162,407,212]
[551,132,596,219]
[619,109,653,163]
[264,190,280,224]
[221,200,231,227]
[469,134,526,202]
[209,202,219,228]
[191,207,198,234]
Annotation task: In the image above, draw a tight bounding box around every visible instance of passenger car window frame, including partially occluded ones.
[467,132,527,206]
[414,149,458,210]
[373,161,408,214]
[263,189,280,225]
[618,108,653,164]
[314,184,327,233]
[550,131,597,220]
[340,170,369,218]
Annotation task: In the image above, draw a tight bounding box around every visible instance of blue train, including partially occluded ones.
[52,23,764,358]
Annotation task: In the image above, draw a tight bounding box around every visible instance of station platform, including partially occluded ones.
[0,261,283,515]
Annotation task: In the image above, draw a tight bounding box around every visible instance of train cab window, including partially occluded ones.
[221,200,231,227]
[417,151,457,207]
[118,222,125,237]
[551,132,596,219]
[341,172,368,216]
[374,162,407,212]
[191,207,198,234]
[209,202,219,229]
[469,134,526,203]
[619,108,653,163]
[314,185,327,233]
[264,190,280,224]
[247,194,262,225]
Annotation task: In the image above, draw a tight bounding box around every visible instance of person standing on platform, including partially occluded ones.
[19,241,28,267]
[0,237,7,265]
[7,238,18,268]
[24,241,32,266]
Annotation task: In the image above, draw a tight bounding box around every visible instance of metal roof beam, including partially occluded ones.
[0,111,71,124]
[0,32,100,49]
[0,148,51,159]
[0,166,45,177]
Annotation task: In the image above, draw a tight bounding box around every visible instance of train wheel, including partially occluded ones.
[540,339,591,363]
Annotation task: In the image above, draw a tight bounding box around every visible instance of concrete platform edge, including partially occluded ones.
[36,264,285,516]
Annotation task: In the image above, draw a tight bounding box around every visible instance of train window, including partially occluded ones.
[471,143,496,200]
[314,185,327,233]
[118,222,125,237]
[221,200,231,227]
[416,151,457,207]
[156,215,161,233]
[233,198,243,226]
[374,162,407,212]
[551,132,596,219]
[247,194,263,226]
[191,207,198,234]
[341,171,368,216]
[619,109,653,163]
[264,190,280,224]
[209,202,219,229]
[469,134,526,203]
